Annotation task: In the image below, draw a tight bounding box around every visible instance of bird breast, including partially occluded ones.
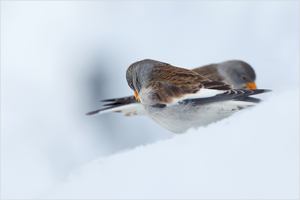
[143,100,255,133]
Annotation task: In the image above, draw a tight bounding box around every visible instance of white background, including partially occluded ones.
[1,1,299,199]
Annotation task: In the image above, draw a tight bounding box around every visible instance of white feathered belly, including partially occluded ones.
[144,100,254,133]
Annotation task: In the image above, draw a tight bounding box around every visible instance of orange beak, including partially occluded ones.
[134,90,141,102]
[246,82,257,90]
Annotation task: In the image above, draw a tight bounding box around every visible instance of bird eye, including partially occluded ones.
[129,81,135,90]
[241,76,247,81]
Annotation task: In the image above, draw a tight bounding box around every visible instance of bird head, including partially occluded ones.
[126,59,164,102]
[220,60,257,90]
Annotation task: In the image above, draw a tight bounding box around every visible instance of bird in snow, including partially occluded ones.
[91,60,258,117]
[87,59,270,133]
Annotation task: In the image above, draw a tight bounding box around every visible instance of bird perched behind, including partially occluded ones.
[193,60,257,90]
[87,59,270,133]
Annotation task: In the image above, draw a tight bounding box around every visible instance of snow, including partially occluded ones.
[1,1,299,199]
[49,89,299,199]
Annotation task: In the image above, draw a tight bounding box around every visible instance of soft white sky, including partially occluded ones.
[1,1,299,199]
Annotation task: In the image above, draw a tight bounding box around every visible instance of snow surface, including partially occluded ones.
[48,89,299,199]
[1,1,299,199]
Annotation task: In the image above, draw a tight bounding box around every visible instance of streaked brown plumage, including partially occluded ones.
[192,64,221,81]
[132,60,231,104]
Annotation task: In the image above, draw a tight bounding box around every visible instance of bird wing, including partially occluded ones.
[192,63,224,82]
[192,63,217,73]
[86,100,144,116]
[143,64,232,105]
[86,96,146,116]
[144,64,271,106]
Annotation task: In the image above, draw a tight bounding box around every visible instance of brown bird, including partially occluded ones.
[192,60,257,90]
[89,60,258,116]
[88,59,269,133]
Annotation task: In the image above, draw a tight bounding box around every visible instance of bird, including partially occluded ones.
[192,60,257,90]
[87,59,270,133]
[88,60,259,117]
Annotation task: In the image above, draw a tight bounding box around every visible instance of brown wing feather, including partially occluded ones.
[145,64,231,104]
[192,64,224,82]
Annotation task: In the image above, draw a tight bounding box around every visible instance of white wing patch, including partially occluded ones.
[169,88,225,105]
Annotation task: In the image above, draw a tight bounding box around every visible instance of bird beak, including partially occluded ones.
[134,90,141,102]
[246,82,257,90]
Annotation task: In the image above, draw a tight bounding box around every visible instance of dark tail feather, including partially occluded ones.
[86,106,115,115]
[101,95,136,103]
[86,109,102,115]
[87,95,137,116]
